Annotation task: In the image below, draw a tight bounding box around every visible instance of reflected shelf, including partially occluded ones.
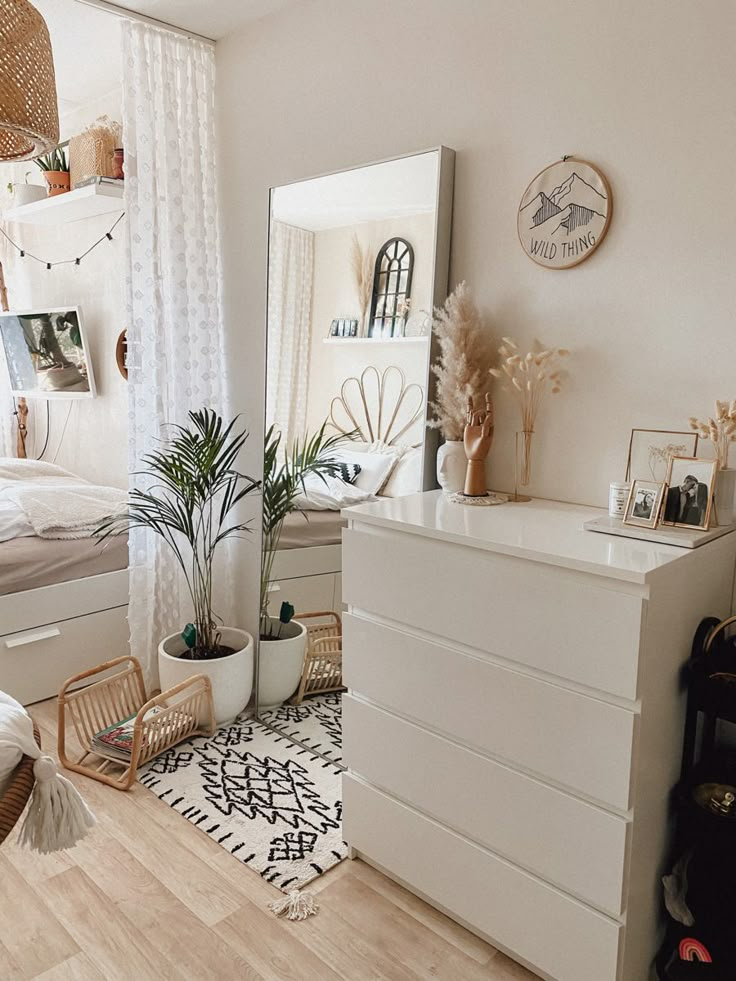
[322,336,429,345]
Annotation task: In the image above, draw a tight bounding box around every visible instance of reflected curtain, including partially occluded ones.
[267,221,314,447]
[122,22,230,684]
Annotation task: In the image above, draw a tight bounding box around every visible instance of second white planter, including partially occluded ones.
[436,439,467,494]
[158,627,254,726]
[258,619,307,709]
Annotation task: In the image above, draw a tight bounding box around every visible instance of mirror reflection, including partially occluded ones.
[258,151,450,761]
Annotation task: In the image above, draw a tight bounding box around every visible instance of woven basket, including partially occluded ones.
[0,722,40,846]
[69,117,122,188]
[0,0,59,161]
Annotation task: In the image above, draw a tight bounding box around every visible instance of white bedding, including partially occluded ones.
[0,458,127,541]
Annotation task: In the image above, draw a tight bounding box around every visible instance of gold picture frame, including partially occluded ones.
[661,457,717,530]
[625,429,699,483]
[623,479,665,529]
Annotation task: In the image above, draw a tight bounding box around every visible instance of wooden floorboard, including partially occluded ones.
[1,697,541,980]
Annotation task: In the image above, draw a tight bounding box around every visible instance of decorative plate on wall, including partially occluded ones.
[517,158,612,269]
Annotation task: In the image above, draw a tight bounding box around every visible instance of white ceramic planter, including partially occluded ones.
[258,619,307,709]
[436,439,467,494]
[158,627,254,726]
[715,468,736,526]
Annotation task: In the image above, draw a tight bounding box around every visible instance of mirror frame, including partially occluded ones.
[255,146,455,760]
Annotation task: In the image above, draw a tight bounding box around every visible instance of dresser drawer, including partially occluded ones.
[344,695,629,916]
[344,613,636,810]
[343,527,644,699]
[1,606,129,705]
[344,775,622,981]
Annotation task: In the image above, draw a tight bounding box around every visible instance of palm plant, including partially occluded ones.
[261,422,347,638]
[35,145,69,173]
[97,408,260,659]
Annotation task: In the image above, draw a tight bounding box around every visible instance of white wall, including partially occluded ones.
[0,94,127,487]
[305,213,434,437]
[217,0,736,630]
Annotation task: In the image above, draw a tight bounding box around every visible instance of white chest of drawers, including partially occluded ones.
[342,492,736,981]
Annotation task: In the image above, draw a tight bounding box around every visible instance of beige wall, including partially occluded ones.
[217,0,736,629]
[305,213,434,438]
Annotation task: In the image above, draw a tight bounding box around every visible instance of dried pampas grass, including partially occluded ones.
[689,400,736,470]
[489,337,570,435]
[429,282,496,441]
[350,235,373,334]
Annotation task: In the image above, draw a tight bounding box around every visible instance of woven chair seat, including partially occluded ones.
[0,722,40,846]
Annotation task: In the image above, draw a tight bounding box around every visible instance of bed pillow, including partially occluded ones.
[335,461,361,485]
[380,446,423,498]
[292,473,375,511]
[333,447,400,495]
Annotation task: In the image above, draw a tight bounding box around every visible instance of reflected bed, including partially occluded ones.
[278,511,346,551]
[0,534,128,595]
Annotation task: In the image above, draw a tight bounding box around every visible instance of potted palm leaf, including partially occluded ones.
[259,422,346,707]
[97,408,260,724]
[35,145,70,196]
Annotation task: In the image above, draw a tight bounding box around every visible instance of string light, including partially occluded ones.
[0,212,125,269]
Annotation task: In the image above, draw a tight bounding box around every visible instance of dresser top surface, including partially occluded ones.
[345,491,734,583]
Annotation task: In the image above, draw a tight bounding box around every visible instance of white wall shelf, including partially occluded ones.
[3,183,124,225]
[322,336,428,346]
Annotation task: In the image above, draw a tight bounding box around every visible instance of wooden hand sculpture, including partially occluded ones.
[463,394,494,497]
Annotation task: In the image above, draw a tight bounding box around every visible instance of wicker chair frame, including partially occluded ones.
[290,611,343,705]
[0,722,40,846]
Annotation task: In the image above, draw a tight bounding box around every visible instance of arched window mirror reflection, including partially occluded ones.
[368,237,414,338]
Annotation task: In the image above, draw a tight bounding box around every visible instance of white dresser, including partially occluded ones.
[341,492,736,981]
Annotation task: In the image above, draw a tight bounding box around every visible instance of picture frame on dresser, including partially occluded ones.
[623,479,665,529]
[662,457,717,530]
[625,428,699,483]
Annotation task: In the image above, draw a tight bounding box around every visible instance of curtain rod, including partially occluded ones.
[72,0,217,45]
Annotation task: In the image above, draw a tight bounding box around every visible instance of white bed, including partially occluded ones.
[0,459,130,706]
[269,366,425,615]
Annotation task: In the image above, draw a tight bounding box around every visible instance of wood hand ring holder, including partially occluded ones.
[462,394,494,497]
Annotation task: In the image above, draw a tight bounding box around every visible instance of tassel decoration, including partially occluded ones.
[18,755,96,853]
[268,888,319,920]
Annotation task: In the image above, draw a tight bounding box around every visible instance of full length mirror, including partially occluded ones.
[257,148,454,760]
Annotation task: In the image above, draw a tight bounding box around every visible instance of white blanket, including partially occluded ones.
[0,457,127,540]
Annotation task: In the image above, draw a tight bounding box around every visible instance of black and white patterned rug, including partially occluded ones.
[260,691,343,764]
[138,716,346,893]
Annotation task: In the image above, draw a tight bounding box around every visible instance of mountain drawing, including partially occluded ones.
[519,172,607,237]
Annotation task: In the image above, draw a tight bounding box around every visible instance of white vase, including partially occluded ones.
[158,627,254,726]
[715,468,736,526]
[436,440,467,493]
[258,619,308,709]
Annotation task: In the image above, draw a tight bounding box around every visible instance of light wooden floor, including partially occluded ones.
[2,698,541,981]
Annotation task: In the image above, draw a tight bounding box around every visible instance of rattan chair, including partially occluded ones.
[0,722,40,846]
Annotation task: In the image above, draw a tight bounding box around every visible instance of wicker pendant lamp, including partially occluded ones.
[0,0,59,161]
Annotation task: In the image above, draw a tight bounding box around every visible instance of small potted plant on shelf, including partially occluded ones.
[35,145,70,196]
[259,423,345,707]
[97,408,261,724]
[6,172,46,206]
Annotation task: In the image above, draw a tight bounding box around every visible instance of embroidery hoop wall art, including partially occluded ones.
[517,157,612,269]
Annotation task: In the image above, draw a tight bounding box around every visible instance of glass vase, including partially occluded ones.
[517,429,535,487]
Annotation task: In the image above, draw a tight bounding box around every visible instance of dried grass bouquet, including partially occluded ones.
[428,282,496,441]
[349,235,373,335]
[689,400,736,470]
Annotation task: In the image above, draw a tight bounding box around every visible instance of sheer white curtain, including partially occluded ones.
[122,22,230,684]
[267,221,314,447]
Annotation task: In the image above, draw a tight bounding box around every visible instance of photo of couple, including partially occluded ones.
[662,458,717,530]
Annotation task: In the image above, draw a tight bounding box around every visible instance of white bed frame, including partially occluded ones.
[0,568,129,706]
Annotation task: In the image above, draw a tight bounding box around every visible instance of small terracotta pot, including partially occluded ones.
[44,171,70,196]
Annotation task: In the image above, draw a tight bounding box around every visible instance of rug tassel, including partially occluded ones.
[268,888,319,920]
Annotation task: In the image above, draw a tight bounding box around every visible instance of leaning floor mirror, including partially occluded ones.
[256,147,455,762]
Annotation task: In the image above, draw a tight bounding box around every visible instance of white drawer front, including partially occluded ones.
[344,775,622,981]
[343,527,643,699]
[1,606,129,705]
[344,613,636,810]
[344,695,629,916]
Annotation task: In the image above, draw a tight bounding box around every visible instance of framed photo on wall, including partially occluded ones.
[661,457,717,530]
[626,429,699,483]
[623,479,665,529]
